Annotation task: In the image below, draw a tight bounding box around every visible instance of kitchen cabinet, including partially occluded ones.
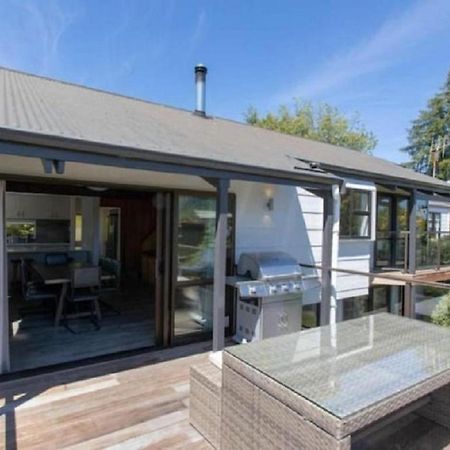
[6,194,71,220]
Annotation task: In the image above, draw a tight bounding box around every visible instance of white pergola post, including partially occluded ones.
[0,180,10,373]
[320,184,340,326]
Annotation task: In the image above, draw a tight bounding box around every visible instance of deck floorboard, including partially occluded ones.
[0,343,211,449]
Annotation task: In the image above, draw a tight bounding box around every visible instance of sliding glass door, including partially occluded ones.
[172,193,234,342]
[376,195,409,268]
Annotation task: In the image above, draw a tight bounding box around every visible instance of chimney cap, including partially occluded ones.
[195,64,207,74]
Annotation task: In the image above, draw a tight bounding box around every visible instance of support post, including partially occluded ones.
[0,180,10,373]
[212,179,229,355]
[320,192,331,325]
[405,189,417,318]
[321,191,332,326]
[408,189,417,275]
[320,185,340,325]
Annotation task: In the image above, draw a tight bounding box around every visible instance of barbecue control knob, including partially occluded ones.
[249,286,257,295]
[282,284,289,292]
[269,286,278,294]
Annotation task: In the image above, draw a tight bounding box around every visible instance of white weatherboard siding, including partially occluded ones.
[336,241,372,300]
[232,180,375,307]
[232,182,322,305]
[336,180,376,301]
[428,201,450,233]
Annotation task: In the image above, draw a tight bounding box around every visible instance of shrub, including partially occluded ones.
[431,293,450,327]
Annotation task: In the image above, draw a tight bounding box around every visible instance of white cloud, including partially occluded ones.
[277,0,450,101]
[186,10,207,57]
[0,0,80,73]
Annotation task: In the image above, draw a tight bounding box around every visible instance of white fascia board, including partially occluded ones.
[342,178,376,192]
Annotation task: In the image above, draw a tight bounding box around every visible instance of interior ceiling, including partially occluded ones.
[0,154,214,192]
[0,154,294,196]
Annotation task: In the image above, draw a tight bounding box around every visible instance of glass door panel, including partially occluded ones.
[376,195,411,268]
[173,194,234,341]
[376,196,392,267]
[394,198,409,267]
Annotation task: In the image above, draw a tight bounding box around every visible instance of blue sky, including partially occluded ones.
[0,0,449,163]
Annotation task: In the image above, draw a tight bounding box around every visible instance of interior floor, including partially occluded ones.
[9,279,156,372]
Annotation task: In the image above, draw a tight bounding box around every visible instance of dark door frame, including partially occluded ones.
[375,193,410,269]
[169,190,236,346]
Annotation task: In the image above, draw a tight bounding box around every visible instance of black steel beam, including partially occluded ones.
[212,178,229,352]
[405,189,417,318]
[0,140,339,189]
[408,189,417,275]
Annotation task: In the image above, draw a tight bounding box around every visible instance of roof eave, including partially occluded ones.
[0,128,341,188]
[324,166,450,197]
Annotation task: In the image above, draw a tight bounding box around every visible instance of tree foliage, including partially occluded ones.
[431,293,450,328]
[245,100,377,153]
[402,70,450,178]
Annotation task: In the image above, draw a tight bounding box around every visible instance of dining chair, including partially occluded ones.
[45,253,71,266]
[99,257,121,292]
[65,266,102,331]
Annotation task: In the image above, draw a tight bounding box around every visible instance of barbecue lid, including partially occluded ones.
[237,251,302,280]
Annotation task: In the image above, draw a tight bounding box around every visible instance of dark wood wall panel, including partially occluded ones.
[101,194,157,280]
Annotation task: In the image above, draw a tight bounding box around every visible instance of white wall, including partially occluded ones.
[336,179,376,301]
[428,200,450,232]
[232,181,322,306]
[336,241,372,300]
[232,178,376,309]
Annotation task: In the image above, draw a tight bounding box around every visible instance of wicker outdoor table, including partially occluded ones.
[222,313,450,449]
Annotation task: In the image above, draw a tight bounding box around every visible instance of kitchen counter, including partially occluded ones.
[7,245,76,254]
[7,247,90,266]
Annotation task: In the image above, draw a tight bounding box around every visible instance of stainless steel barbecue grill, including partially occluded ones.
[227,251,303,343]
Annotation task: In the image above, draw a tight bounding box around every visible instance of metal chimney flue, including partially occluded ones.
[194,64,207,116]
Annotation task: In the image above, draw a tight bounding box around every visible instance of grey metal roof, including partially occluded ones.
[0,67,449,193]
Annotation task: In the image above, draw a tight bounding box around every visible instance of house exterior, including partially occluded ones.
[1,66,450,375]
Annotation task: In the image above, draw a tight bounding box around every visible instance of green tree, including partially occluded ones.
[402,70,450,178]
[245,100,377,153]
[431,292,450,327]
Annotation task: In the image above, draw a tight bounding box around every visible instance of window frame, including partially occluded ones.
[428,212,442,234]
[339,188,372,240]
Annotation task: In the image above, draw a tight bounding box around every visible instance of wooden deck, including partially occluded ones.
[0,343,212,449]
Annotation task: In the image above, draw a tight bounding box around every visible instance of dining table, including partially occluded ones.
[31,261,96,327]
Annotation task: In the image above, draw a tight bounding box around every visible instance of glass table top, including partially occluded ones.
[226,313,450,419]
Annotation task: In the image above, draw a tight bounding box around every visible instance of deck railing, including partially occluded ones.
[416,230,450,271]
[300,262,450,327]
[375,230,450,273]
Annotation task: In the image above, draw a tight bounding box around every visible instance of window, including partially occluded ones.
[339,189,371,238]
[75,213,83,246]
[6,220,36,244]
[302,304,321,329]
[428,212,442,234]
[343,295,370,321]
